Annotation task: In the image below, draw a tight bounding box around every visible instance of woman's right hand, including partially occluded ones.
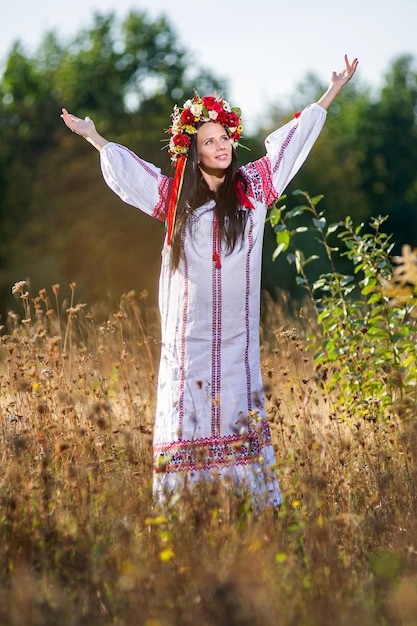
[61,108,95,137]
[60,108,109,151]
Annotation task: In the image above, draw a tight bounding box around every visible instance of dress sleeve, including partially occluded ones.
[100,142,172,222]
[266,102,327,198]
[241,103,327,207]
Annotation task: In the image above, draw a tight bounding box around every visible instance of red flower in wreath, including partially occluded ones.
[202,96,216,108]
[226,112,240,128]
[216,110,228,125]
[173,134,191,148]
[180,109,195,125]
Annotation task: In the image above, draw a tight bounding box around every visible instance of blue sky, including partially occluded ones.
[2,0,417,131]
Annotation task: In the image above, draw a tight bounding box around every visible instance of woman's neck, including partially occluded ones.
[199,168,225,193]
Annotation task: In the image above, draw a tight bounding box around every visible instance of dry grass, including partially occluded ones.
[1,282,417,626]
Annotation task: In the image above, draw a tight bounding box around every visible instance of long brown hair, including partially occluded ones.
[169,129,248,270]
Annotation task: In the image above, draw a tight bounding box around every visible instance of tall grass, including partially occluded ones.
[1,246,417,624]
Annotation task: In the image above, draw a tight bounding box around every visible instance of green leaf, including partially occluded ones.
[268,206,281,226]
[340,275,354,287]
[295,249,305,273]
[303,255,320,267]
[277,229,290,246]
[311,194,324,206]
[326,223,340,235]
[313,217,326,230]
[361,282,377,296]
[312,278,327,291]
[286,205,309,218]
[296,276,308,285]
[403,354,415,367]
[368,293,383,305]
[272,230,290,260]
[272,243,287,261]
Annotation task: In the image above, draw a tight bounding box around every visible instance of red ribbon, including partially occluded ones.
[166,155,187,245]
[234,177,254,209]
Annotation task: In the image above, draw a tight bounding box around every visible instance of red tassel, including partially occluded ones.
[234,178,254,209]
[166,155,187,245]
[213,252,221,268]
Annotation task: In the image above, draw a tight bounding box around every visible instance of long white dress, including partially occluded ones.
[100,103,327,508]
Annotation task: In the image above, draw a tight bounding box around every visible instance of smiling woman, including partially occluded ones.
[61,55,358,511]
[196,123,233,181]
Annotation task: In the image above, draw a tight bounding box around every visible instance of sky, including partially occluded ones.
[1,0,417,132]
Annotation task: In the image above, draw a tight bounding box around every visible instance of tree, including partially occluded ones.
[261,57,417,298]
[354,55,417,248]
[0,10,224,319]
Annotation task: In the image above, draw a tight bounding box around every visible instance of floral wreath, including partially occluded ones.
[167,93,244,163]
[165,93,245,248]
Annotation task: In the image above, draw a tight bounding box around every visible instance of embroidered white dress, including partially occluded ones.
[100,103,327,508]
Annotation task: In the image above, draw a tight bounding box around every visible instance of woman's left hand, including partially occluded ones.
[317,55,359,110]
[330,54,359,90]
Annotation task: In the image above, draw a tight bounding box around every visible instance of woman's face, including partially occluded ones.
[196,122,232,176]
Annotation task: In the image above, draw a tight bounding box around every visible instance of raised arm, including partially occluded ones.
[317,55,359,111]
[61,108,109,151]
[251,55,358,203]
[60,107,170,220]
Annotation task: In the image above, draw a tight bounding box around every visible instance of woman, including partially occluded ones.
[61,55,358,509]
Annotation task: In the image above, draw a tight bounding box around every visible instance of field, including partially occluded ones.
[1,275,417,626]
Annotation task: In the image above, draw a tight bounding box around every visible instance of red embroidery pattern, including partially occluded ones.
[271,123,298,180]
[240,157,276,207]
[153,420,273,474]
[117,144,159,179]
[211,216,222,436]
[245,212,254,411]
[178,227,189,435]
[154,177,171,221]
[240,120,299,207]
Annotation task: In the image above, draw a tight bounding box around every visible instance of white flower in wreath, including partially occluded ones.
[190,103,203,117]
[208,110,218,120]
